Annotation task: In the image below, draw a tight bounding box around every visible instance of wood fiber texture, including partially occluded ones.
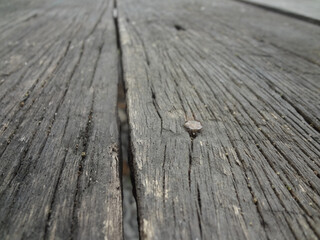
[0,0,122,239]
[118,0,320,239]
[237,0,320,23]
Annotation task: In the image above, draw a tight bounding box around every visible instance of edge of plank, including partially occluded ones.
[235,0,320,26]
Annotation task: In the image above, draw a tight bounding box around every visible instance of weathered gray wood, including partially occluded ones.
[118,0,320,239]
[237,0,320,23]
[0,0,122,239]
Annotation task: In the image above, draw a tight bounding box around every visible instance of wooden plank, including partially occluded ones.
[118,0,320,239]
[0,0,122,239]
[237,0,320,23]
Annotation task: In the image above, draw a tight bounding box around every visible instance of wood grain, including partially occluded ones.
[0,0,122,239]
[237,0,320,24]
[118,0,320,239]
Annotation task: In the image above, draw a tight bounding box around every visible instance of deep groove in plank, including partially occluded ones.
[113,0,139,238]
[162,145,167,204]
[43,149,69,240]
[188,141,193,190]
[70,94,94,240]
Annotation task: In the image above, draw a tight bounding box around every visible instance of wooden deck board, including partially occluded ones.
[1,0,320,239]
[238,0,320,23]
[118,0,320,239]
[0,0,122,239]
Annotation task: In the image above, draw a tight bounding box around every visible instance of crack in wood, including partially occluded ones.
[113,0,139,238]
[70,94,94,240]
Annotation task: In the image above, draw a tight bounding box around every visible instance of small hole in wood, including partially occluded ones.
[174,24,186,31]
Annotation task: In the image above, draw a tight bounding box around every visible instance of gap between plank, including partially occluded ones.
[113,1,139,239]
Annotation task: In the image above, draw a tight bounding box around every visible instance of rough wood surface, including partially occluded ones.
[238,0,320,23]
[118,0,320,239]
[0,0,122,239]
